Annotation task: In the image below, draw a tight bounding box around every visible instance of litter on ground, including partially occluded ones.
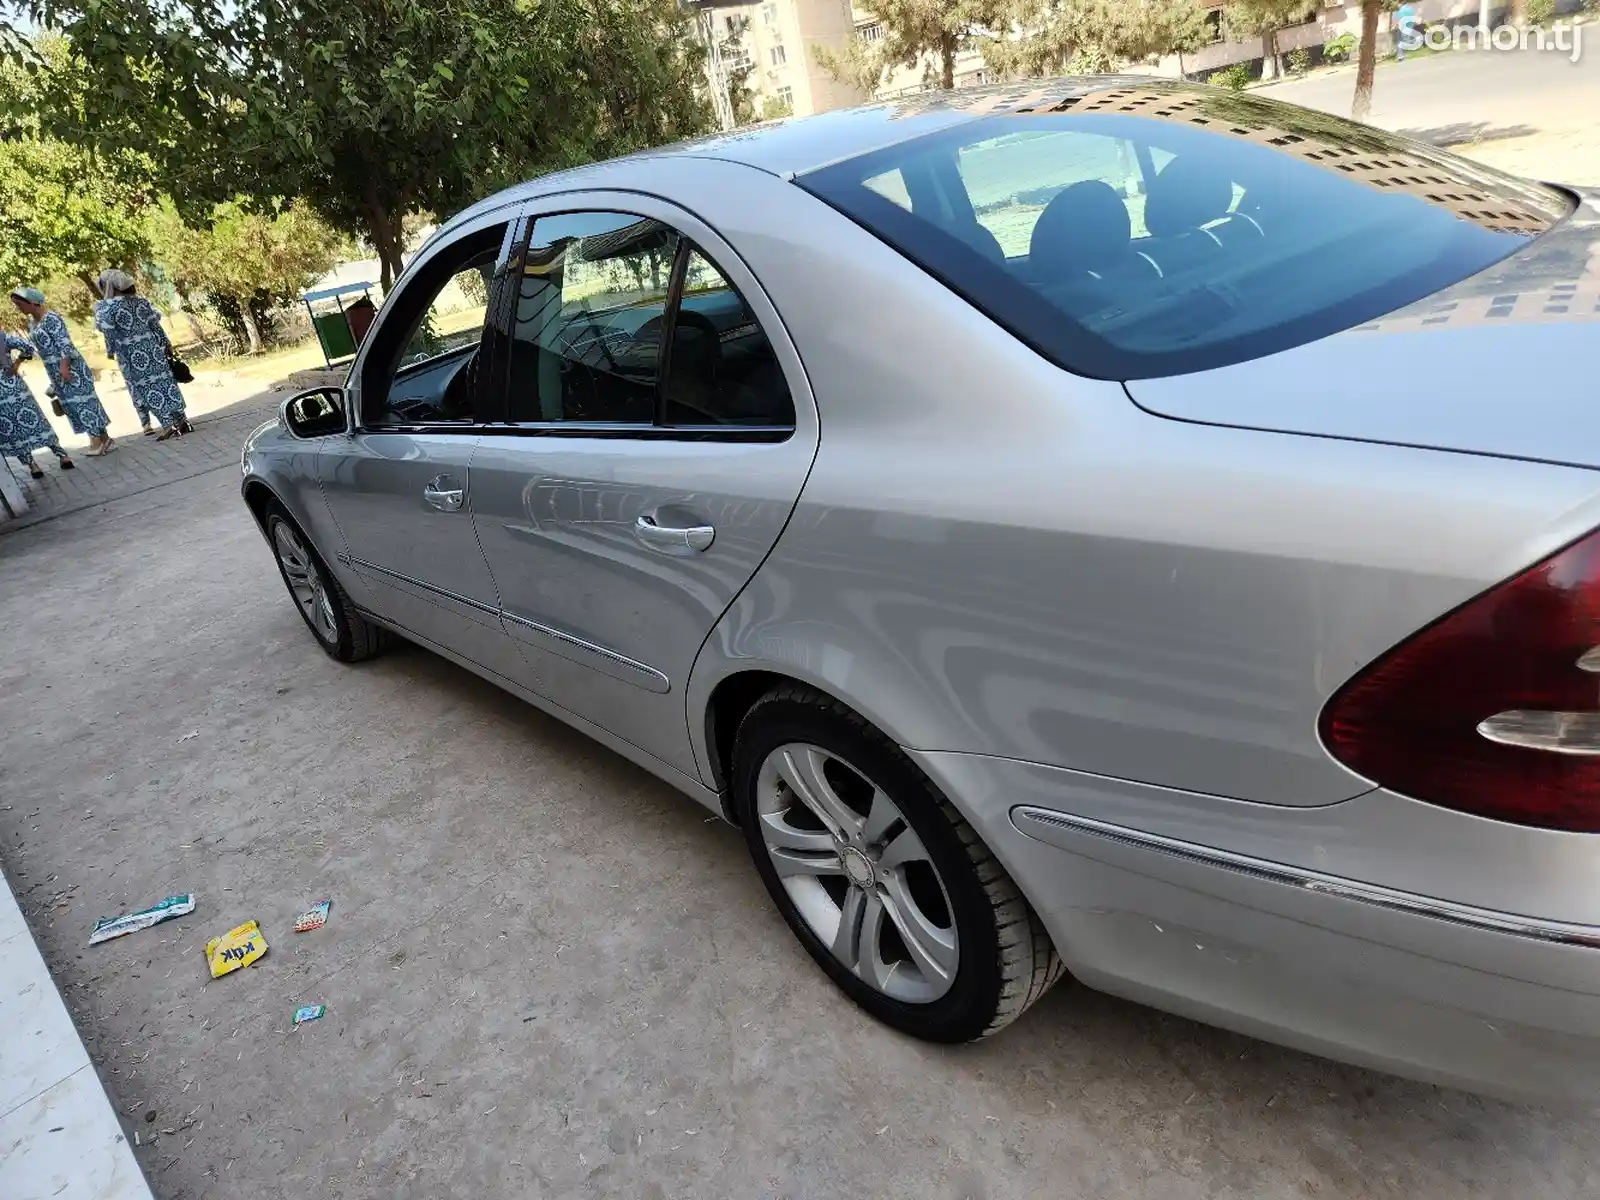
[88,894,196,945]
[292,1004,325,1026]
[205,920,268,977]
[293,899,331,933]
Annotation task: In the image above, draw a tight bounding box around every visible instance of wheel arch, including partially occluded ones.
[241,477,279,534]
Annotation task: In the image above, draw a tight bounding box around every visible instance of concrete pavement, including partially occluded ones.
[1265,41,1600,183]
[2,462,1598,1199]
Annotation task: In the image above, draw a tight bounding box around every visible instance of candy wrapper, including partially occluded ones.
[293,899,331,933]
[205,920,268,978]
[89,894,196,945]
[292,1004,325,1026]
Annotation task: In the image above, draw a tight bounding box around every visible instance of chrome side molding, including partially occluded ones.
[1011,805,1600,949]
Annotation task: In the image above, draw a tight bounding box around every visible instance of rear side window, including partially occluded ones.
[800,87,1569,379]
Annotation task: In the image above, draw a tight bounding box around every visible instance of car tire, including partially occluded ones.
[733,683,1065,1042]
[264,503,391,664]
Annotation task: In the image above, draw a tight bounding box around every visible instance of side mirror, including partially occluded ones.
[282,387,347,438]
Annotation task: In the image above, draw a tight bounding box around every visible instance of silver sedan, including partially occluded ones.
[242,78,1600,1102]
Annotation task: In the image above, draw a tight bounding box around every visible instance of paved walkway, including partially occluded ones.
[1,369,343,534]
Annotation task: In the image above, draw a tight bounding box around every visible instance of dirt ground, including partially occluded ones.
[3,455,1599,1200]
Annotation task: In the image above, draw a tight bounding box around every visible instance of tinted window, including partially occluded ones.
[800,87,1569,379]
[667,248,794,427]
[365,223,506,424]
[508,212,677,423]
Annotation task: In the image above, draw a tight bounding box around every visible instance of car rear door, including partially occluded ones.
[468,195,818,780]
[317,211,518,671]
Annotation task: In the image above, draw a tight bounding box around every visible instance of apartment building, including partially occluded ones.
[698,0,868,119]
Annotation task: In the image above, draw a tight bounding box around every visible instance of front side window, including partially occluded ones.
[364,222,506,425]
[770,44,787,66]
[800,86,1569,379]
[508,212,677,423]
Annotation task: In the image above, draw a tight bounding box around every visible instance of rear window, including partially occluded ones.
[798,87,1570,380]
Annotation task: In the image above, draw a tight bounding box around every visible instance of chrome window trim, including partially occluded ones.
[1011,805,1600,949]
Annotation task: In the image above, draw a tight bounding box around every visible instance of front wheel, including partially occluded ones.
[265,504,391,663]
[733,684,1064,1042]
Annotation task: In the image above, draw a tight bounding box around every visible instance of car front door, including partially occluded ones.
[317,212,517,671]
[469,199,818,780]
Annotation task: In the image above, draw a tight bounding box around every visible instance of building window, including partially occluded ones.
[776,86,793,108]
[761,3,775,24]
[860,21,884,41]
[770,44,787,66]
[1203,7,1223,42]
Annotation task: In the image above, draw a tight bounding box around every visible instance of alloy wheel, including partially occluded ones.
[755,741,958,1003]
[273,522,337,644]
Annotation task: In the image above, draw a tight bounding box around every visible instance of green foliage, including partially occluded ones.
[0,36,151,301]
[1324,30,1357,61]
[813,36,887,97]
[145,198,343,351]
[858,0,986,89]
[21,0,714,290]
[1212,62,1253,89]
[1525,0,1556,22]
[1287,45,1312,72]
[719,16,762,123]
[982,0,1220,78]
[763,95,795,120]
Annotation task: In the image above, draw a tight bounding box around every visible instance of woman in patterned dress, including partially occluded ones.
[0,329,74,479]
[93,269,192,441]
[10,287,115,457]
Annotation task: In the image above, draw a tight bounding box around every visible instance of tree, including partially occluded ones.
[982,0,1218,78]
[719,15,762,124]
[0,36,151,301]
[1352,0,1383,119]
[1225,0,1310,81]
[146,198,344,353]
[1168,0,1212,79]
[22,0,714,291]
[814,36,890,98]
[840,0,989,91]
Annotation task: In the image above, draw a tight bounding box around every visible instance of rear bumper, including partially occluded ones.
[913,750,1600,1104]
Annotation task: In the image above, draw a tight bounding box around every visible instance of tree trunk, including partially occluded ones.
[77,270,100,306]
[240,303,263,355]
[940,33,956,89]
[365,194,406,294]
[1261,28,1279,80]
[1352,0,1382,120]
[174,289,206,344]
[1177,49,1185,80]
[1479,0,1491,32]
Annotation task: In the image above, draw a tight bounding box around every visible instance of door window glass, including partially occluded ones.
[508,212,678,423]
[365,223,505,425]
[667,248,794,427]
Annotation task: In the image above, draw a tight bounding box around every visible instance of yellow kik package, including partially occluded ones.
[205,920,268,978]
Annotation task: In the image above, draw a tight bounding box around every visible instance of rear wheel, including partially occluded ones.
[733,684,1064,1042]
[265,504,391,663]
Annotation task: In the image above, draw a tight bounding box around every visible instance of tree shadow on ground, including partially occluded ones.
[1401,120,1540,147]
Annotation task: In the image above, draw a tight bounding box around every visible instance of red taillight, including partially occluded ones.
[1321,527,1600,832]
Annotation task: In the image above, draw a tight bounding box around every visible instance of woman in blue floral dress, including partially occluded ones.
[93,269,191,441]
[10,287,115,457]
[0,329,74,478]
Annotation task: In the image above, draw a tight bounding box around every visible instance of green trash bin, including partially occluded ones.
[312,310,357,361]
[301,281,378,368]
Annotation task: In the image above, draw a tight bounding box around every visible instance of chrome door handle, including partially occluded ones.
[423,475,465,512]
[634,514,715,553]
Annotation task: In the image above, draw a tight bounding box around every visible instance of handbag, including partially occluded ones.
[50,397,64,417]
[167,349,194,384]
